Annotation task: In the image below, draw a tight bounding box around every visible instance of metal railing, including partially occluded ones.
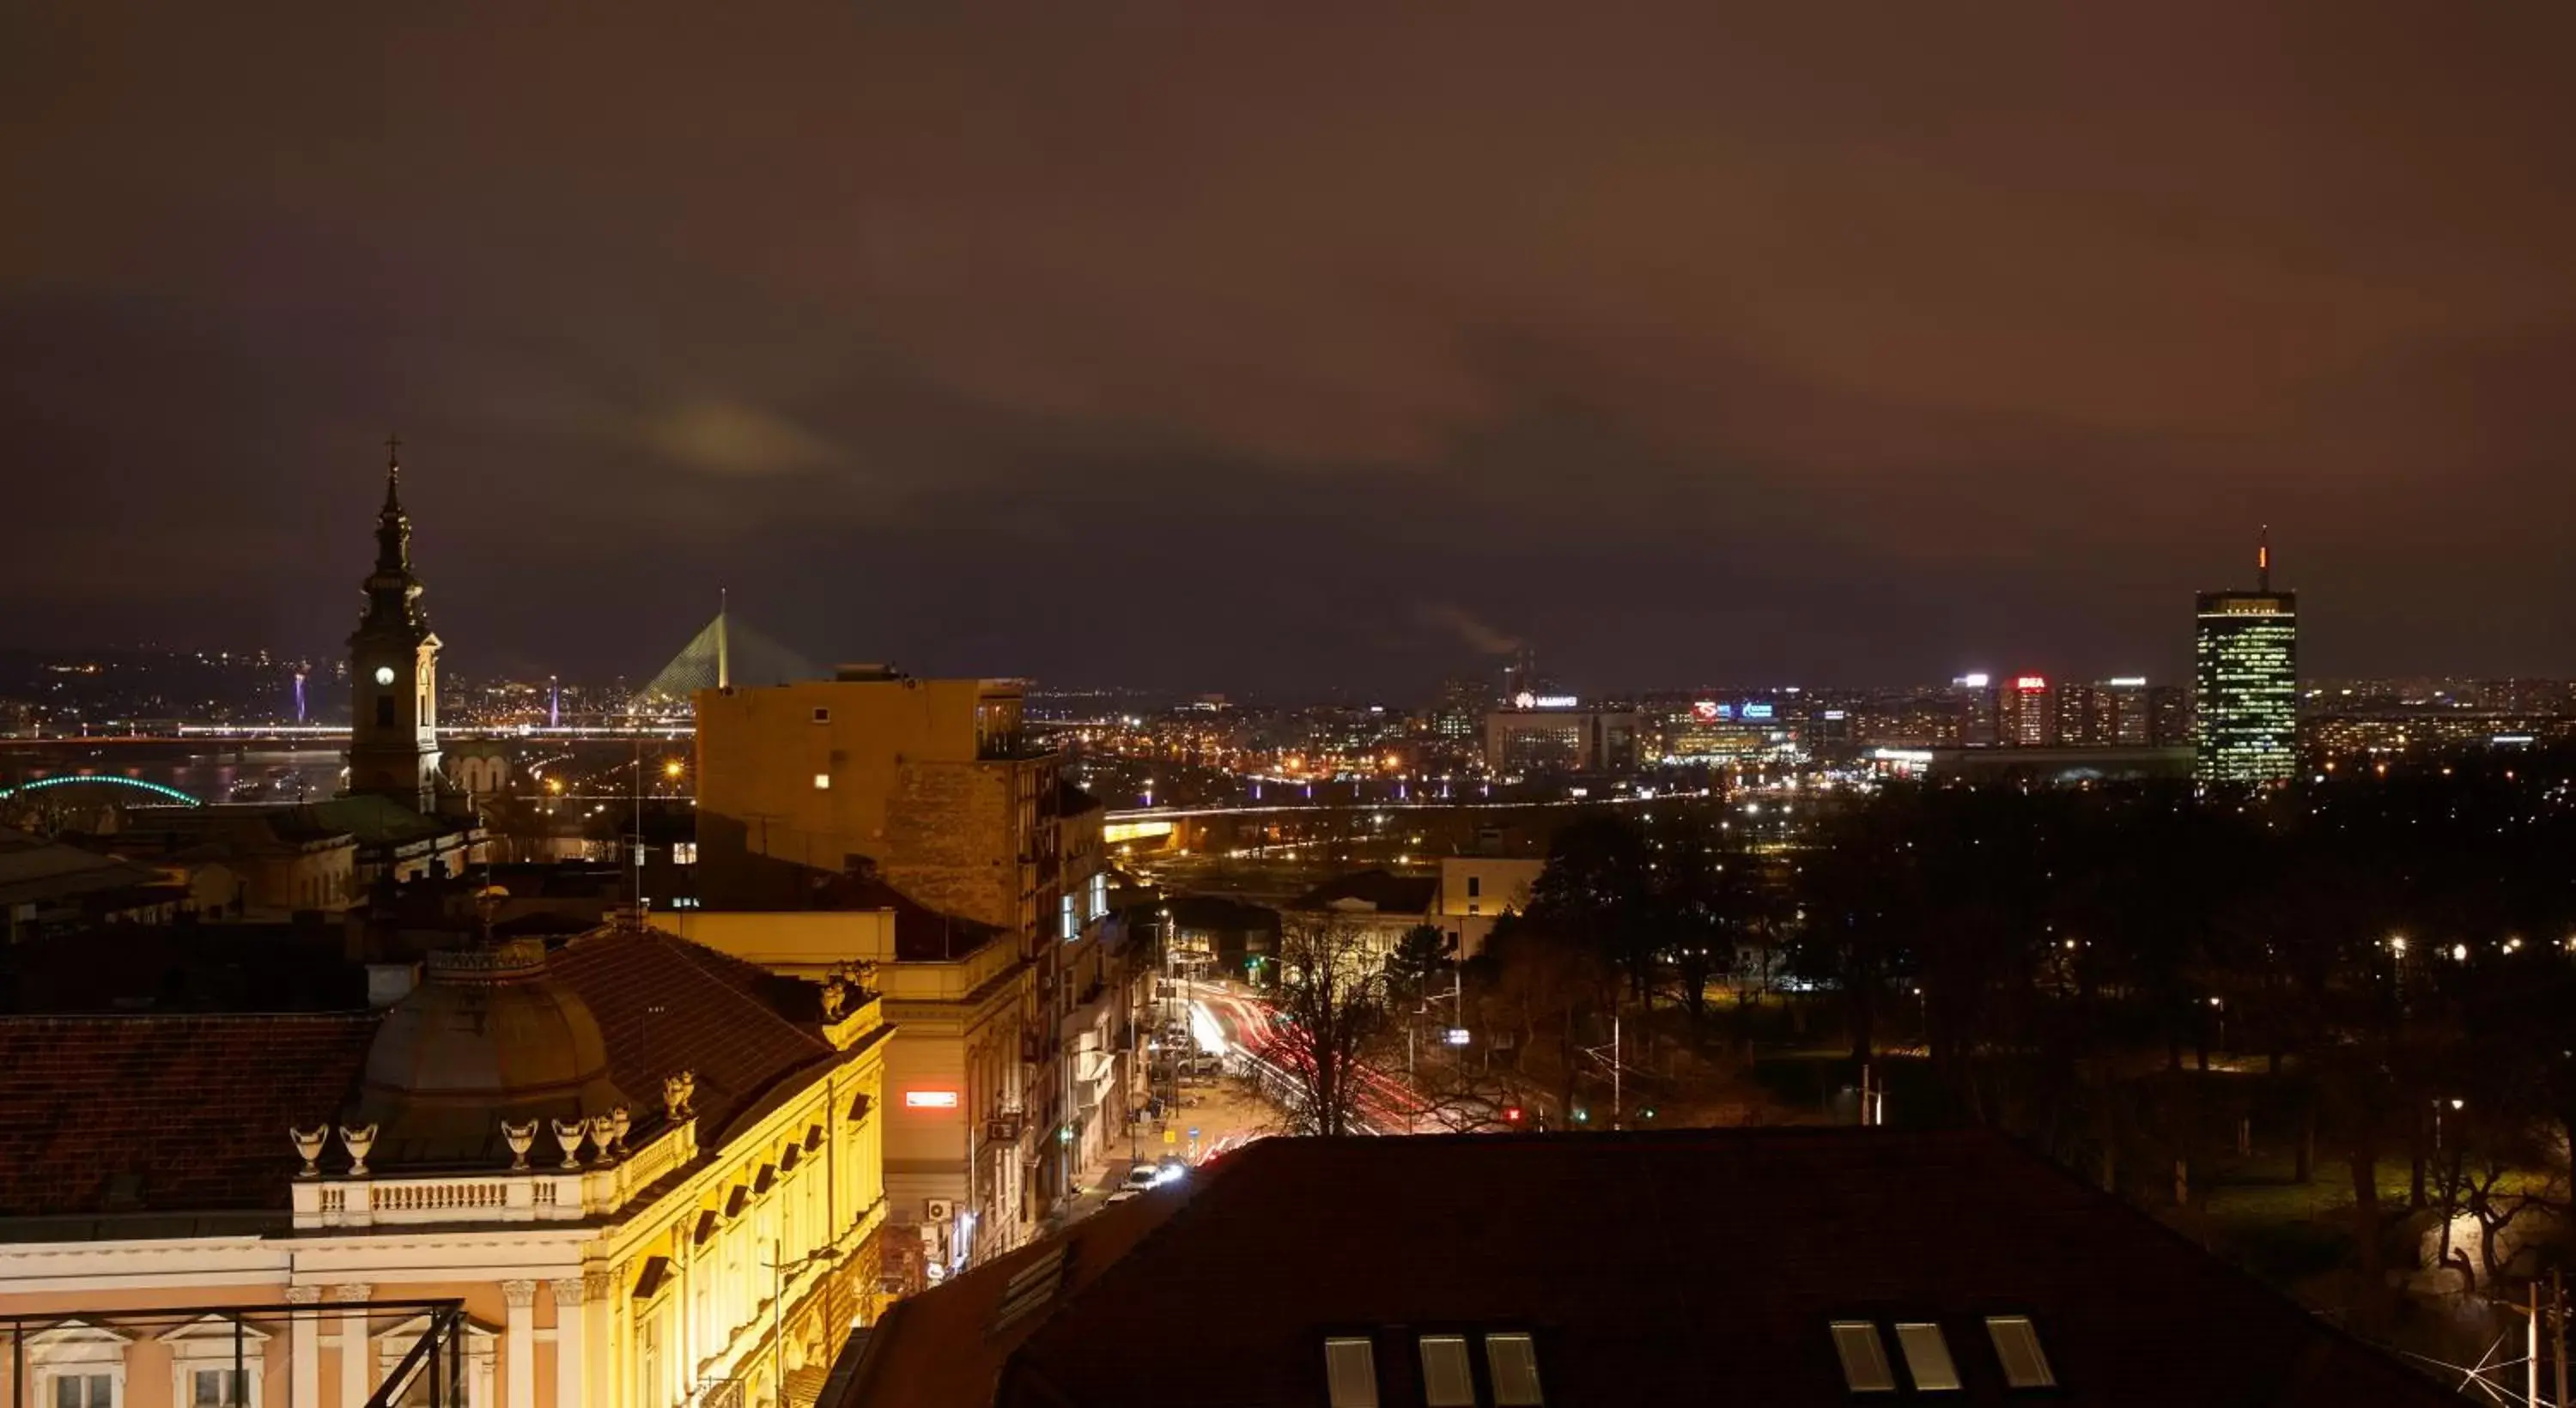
[3,1300,465,1408]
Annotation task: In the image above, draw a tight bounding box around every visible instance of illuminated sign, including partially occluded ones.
[2105,677,2148,688]
[1822,709,1846,720]
[1739,703,1774,720]
[2014,676,2047,691]
[1512,691,1535,709]
[903,1089,959,1109]
[1692,700,1725,721]
[1528,695,1580,709]
[1956,673,1991,689]
[1443,1028,1472,1047]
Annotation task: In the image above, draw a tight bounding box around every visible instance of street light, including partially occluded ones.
[762,1240,841,1405]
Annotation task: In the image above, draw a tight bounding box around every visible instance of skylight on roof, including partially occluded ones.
[1894,1323,1961,1393]
[1485,1332,1542,1406]
[1829,1321,1896,1393]
[990,1245,1070,1333]
[1323,1337,1379,1408]
[1985,1317,2057,1389]
[1419,1336,1473,1408]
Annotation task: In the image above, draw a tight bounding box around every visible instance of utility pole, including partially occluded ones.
[1611,1009,1622,1131]
[2554,1267,2567,1408]
[2531,1278,2543,1408]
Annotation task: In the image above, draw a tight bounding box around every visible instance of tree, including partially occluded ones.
[1272,913,1398,1137]
[1383,922,1456,1007]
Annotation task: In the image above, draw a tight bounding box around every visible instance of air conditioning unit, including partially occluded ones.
[986,1116,1023,1144]
[923,1198,955,1223]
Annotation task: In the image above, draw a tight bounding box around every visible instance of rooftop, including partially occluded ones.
[838,1127,2451,1408]
[0,921,849,1217]
[1290,868,1439,916]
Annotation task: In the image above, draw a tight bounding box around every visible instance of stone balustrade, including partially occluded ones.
[289,1116,698,1229]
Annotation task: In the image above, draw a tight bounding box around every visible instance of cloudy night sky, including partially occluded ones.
[5,3,2574,696]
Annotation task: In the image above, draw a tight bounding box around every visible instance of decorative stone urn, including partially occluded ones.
[339,1123,379,1177]
[501,1120,538,1172]
[550,1117,587,1170]
[290,1126,330,1178]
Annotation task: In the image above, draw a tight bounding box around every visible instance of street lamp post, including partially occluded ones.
[763,1241,840,1407]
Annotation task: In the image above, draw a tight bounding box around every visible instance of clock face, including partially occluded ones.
[374,665,397,686]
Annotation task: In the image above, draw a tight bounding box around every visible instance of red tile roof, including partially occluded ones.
[840,1128,2456,1408]
[0,1013,380,1217]
[550,926,841,1144]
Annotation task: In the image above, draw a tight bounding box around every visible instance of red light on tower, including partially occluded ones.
[1502,1106,1524,1125]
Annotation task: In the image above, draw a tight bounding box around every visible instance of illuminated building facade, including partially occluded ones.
[694,669,1097,1256]
[1484,698,1640,773]
[1996,677,2054,747]
[2194,532,2300,786]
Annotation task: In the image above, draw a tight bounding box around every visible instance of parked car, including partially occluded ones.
[1120,1163,1163,1192]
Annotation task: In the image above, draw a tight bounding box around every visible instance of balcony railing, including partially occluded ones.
[290,1119,698,1230]
[0,1299,465,1408]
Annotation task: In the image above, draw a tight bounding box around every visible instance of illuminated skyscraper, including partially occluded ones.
[1997,675,2054,746]
[2193,529,2299,786]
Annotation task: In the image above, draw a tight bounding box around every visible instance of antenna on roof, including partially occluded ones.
[2257,525,2271,593]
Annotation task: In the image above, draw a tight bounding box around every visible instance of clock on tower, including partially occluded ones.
[345,437,444,813]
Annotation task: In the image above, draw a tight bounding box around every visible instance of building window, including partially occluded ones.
[1484,1332,1542,1406]
[1893,1324,1960,1393]
[30,1321,130,1408]
[1086,871,1109,923]
[813,774,831,791]
[1829,1321,1896,1393]
[375,697,394,727]
[1417,1336,1473,1408]
[161,1317,267,1408]
[1984,1317,2056,1389]
[1321,1338,1378,1408]
[1060,895,1078,943]
[1467,875,1482,898]
[673,842,698,865]
[811,707,831,724]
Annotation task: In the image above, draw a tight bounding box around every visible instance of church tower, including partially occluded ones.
[346,436,443,812]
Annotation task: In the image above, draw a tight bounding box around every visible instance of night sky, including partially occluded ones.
[6,4,2574,696]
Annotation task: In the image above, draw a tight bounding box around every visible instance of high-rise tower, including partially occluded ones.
[346,436,444,812]
[2193,527,2298,786]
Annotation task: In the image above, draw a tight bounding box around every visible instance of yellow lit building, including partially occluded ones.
[0,925,893,1408]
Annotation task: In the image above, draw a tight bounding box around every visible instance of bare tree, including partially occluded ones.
[1271,913,1398,1137]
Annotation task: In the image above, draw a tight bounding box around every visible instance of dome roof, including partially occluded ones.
[356,938,629,1169]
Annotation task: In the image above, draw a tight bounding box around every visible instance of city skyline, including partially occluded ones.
[7,5,2576,690]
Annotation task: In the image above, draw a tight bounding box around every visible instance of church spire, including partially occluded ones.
[375,433,412,577]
